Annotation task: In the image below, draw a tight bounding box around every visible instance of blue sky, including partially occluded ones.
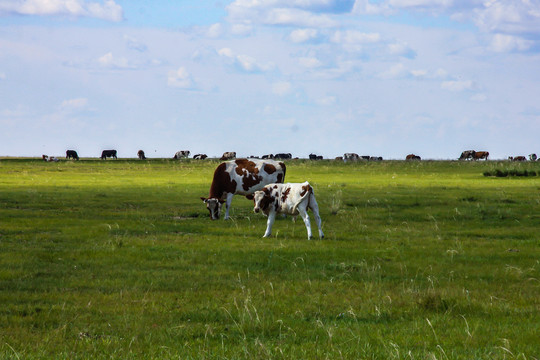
[1,0,540,159]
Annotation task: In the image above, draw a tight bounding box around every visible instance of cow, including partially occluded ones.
[137,150,146,160]
[101,150,117,160]
[370,156,383,161]
[406,154,421,160]
[262,154,274,159]
[252,182,324,240]
[201,158,286,220]
[274,153,292,160]
[66,150,79,160]
[335,156,343,161]
[361,156,371,160]
[344,153,360,162]
[474,151,489,161]
[309,153,323,160]
[220,151,236,161]
[509,156,526,162]
[43,155,59,162]
[173,150,190,159]
[459,150,476,160]
[529,153,537,161]
[193,154,208,160]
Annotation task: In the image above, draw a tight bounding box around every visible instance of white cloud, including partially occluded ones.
[60,97,88,111]
[289,28,319,43]
[207,23,223,38]
[167,67,194,89]
[97,52,134,69]
[473,0,540,34]
[316,95,336,106]
[272,81,292,96]
[490,33,533,52]
[0,0,123,21]
[379,63,408,79]
[227,0,338,27]
[298,56,322,68]
[331,30,381,44]
[218,47,274,72]
[387,41,416,58]
[124,35,147,52]
[440,79,476,92]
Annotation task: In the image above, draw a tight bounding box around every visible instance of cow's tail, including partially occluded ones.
[292,183,312,214]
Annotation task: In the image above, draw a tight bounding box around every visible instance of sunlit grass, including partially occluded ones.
[0,159,539,359]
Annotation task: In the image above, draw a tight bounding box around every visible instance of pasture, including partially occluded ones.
[0,159,539,359]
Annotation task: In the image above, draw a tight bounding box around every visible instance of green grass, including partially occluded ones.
[0,159,539,359]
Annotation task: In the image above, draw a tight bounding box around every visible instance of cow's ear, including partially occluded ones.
[200,197,207,202]
[245,194,254,200]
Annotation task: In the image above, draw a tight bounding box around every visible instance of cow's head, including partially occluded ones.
[201,197,224,220]
[252,188,274,215]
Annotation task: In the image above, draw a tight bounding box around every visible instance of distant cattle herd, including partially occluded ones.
[35,149,540,162]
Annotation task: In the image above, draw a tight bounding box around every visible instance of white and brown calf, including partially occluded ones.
[252,182,324,239]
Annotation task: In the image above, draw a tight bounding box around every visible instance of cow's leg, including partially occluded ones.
[297,207,313,239]
[223,193,234,220]
[263,211,276,237]
[308,194,324,239]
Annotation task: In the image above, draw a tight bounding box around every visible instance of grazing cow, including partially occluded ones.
[344,153,360,162]
[193,154,208,160]
[262,154,274,159]
[220,151,236,161]
[201,158,286,220]
[510,156,526,162]
[370,156,383,161]
[252,182,324,240]
[473,151,489,160]
[406,154,421,160]
[274,153,292,160]
[173,150,190,159]
[361,156,371,161]
[459,150,476,160]
[529,153,537,161]
[137,150,146,160]
[66,150,79,160]
[101,150,117,160]
[43,155,59,162]
[309,154,323,160]
[335,156,343,161]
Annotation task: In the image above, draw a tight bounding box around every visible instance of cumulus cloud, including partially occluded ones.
[489,33,534,52]
[124,35,147,52]
[289,28,319,43]
[0,0,123,21]
[167,67,194,89]
[207,23,223,38]
[440,79,476,92]
[387,41,416,58]
[218,47,274,72]
[60,97,88,111]
[298,56,323,68]
[272,81,292,96]
[227,0,339,27]
[379,63,408,79]
[97,52,134,69]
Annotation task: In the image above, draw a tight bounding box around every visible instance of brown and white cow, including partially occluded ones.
[201,158,286,220]
[252,182,324,240]
[474,151,489,160]
[220,151,236,161]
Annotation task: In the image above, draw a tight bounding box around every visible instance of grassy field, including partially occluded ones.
[0,158,539,359]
